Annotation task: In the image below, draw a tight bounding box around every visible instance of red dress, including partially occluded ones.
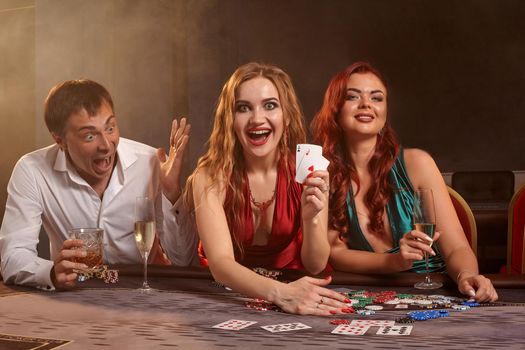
[199,161,304,269]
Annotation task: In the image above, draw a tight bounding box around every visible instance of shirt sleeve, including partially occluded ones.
[157,194,199,266]
[0,160,56,290]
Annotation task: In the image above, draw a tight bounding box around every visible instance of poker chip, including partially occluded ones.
[252,267,282,280]
[396,294,413,299]
[356,309,375,316]
[346,299,359,306]
[103,269,119,284]
[462,301,480,307]
[330,319,350,325]
[428,295,445,299]
[365,305,384,311]
[384,299,401,305]
[77,265,119,284]
[400,298,415,304]
[407,310,447,321]
[245,299,280,312]
[452,304,470,311]
[395,316,415,324]
[438,310,450,317]
[77,275,88,282]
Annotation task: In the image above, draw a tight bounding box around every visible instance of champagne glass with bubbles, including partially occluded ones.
[134,196,156,292]
[413,189,443,289]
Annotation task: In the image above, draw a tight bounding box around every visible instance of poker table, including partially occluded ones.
[1,266,524,350]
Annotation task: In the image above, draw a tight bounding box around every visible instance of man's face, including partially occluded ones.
[53,101,120,190]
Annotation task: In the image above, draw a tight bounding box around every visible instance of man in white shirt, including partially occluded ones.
[0,79,197,290]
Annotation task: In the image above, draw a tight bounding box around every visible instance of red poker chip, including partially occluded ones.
[341,307,355,314]
[330,319,350,325]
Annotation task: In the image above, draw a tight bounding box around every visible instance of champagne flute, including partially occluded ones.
[413,189,443,289]
[134,196,156,292]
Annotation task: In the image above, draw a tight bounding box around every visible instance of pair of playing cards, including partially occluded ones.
[295,144,330,184]
[212,320,311,333]
[332,324,413,336]
[333,320,412,336]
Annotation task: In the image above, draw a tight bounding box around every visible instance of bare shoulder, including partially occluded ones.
[192,167,226,201]
[403,148,443,188]
[403,148,436,168]
[193,167,212,188]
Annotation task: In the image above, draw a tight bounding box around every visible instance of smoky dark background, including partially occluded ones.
[1,0,525,223]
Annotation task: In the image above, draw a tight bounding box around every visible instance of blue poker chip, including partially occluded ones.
[438,310,450,317]
[407,311,429,321]
[407,309,448,321]
[462,301,480,307]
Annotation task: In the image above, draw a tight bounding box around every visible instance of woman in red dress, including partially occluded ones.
[184,63,347,315]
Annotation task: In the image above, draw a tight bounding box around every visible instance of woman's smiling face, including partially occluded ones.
[233,77,284,160]
[339,72,387,138]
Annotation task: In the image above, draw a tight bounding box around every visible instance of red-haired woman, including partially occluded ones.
[311,62,497,302]
[184,62,347,315]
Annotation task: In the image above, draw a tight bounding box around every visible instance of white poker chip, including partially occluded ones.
[365,305,384,311]
[346,299,359,306]
[384,299,400,305]
[451,304,470,311]
[357,309,376,315]
[416,300,433,305]
[400,298,415,304]
[428,295,446,299]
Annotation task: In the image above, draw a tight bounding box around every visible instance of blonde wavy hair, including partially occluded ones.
[184,62,306,251]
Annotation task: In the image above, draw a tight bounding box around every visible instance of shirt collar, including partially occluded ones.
[52,137,138,185]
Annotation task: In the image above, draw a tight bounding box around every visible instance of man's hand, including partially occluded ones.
[51,239,88,290]
[157,118,191,204]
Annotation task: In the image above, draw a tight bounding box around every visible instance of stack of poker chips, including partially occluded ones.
[77,265,119,284]
[252,267,282,280]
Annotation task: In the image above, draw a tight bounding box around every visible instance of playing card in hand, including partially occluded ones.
[295,144,329,184]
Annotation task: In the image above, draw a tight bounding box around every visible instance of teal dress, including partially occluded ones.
[345,149,446,273]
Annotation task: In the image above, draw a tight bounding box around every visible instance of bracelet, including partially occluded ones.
[456,270,475,283]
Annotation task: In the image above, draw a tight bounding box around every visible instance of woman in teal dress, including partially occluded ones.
[311,62,497,302]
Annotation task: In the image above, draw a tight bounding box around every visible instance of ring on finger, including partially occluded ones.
[320,296,324,304]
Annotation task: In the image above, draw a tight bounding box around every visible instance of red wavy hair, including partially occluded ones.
[311,62,400,238]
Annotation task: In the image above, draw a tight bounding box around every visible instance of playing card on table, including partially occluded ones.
[331,324,370,335]
[376,325,413,335]
[261,322,311,333]
[295,144,329,184]
[213,319,257,330]
[350,320,395,327]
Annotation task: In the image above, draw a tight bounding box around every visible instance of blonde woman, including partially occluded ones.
[185,63,348,315]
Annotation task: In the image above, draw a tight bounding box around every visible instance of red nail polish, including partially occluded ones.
[307,172,314,178]
[329,310,337,315]
[344,298,351,303]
